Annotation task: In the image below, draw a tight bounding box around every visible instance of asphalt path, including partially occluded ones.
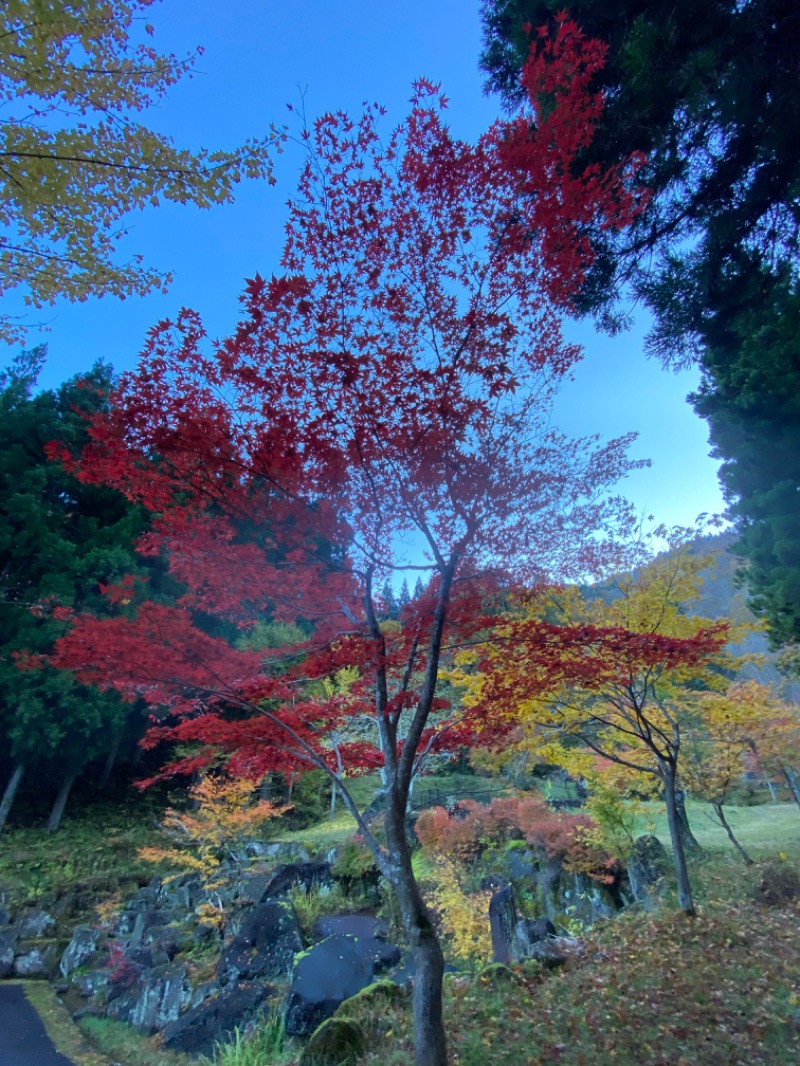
[0,984,78,1066]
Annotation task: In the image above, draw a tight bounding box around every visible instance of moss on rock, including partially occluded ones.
[300,1017,366,1065]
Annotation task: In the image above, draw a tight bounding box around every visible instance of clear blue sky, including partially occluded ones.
[4,0,725,530]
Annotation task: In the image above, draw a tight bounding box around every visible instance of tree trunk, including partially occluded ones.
[675,788,703,853]
[764,773,778,802]
[0,763,24,832]
[783,767,800,809]
[385,791,447,1066]
[662,766,696,916]
[711,802,753,865]
[99,728,123,788]
[46,769,77,832]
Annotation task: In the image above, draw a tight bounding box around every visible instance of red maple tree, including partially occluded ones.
[53,22,650,1065]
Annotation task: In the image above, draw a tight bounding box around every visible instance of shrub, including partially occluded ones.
[753,860,800,906]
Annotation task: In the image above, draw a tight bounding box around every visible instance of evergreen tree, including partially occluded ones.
[480,0,800,643]
[398,578,411,612]
[380,578,400,620]
[0,351,147,829]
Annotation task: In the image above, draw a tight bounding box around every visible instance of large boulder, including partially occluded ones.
[626,834,669,905]
[300,1017,366,1065]
[311,914,389,941]
[161,982,275,1056]
[60,925,100,977]
[489,885,520,964]
[17,908,56,938]
[261,861,333,899]
[556,872,620,924]
[284,935,376,1036]
[106,962,191,1033]
[13,940,60,978]
[218,899,303,983]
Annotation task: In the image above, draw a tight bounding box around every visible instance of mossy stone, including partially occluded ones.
[334,977,405,1017]
[300,1017,366,1065]
[477,962,518,982]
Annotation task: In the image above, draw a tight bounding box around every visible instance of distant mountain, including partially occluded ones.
[672,533,797,697]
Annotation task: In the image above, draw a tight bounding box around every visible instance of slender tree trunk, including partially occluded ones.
[662,766,696,916]
[764,773,778,802]
[386,797,447,1066]
[46,769,77,832]
[783,767,800,809]
[711,802,753,865]
[675,788,703,854]
[0,763,24,832]
[99,729,123,788]
[329,735,343,819]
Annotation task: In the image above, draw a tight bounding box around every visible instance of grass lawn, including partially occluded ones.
[635,798,800,857]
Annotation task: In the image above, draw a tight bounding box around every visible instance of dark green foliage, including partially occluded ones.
[480,0,800,643]
[691,275,800,646]
[283,770,333,829]
[0,350,148,822]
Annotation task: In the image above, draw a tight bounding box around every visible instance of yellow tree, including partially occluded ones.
[139,772,285,924]
[457,542,736,915]
[0,0,280,343]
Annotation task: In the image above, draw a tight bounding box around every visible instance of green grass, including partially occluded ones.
[273,771,513,851]
[18,982,114,1066]
[634,799,800,857]
[202,1009,300,1066]
[78,1018,199,1066]
[0,801,166,908]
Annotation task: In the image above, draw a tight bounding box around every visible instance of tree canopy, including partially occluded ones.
[52,24,653,1065]
[480,0,800,644]
[0,0,280,344]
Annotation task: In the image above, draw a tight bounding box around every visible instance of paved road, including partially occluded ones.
[0,984,78,1066]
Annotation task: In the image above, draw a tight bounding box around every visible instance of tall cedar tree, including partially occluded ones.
[480,0,800,646]
[54,24,649,1065]
[0,351,148,831]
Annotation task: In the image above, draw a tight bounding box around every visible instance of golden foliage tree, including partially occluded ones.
[0,0,280,342]
[139,772,284,923]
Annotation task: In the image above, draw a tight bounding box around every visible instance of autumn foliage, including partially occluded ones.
[416,795,613,881]
[48,21,652,1066]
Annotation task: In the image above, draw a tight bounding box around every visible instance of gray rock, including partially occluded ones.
[0,926,19,978]
[108,962,191,1033]
[234,873,272,904]
[312,914,389,941]
[60,925,100,976]
[557,873,620,924]
[515,916,556,957]
[626,834,669,905]
[14,941,59,978]
[72,970,110,999]
[247,841,311,864]
[261,861,333,899]
[300,1017,366,1065]
[218,899,303,983]
[525,936,573,969]
[161,982,275,1056]
[17,908,56,937]
[489,885,519,964]
[0,907,11,927]
[284,934,376,1037]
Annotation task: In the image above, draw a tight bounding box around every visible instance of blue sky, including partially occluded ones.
[4,0,724,529]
